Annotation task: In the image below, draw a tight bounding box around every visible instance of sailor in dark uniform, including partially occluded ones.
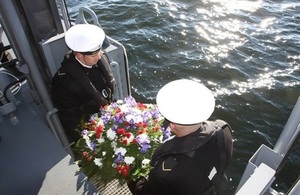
[128,79,233,195]
[52,24,116,143]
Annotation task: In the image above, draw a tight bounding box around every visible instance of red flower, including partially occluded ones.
[116,164,131,177]
[125,132,131,138]
[138,130,144,134]
[122,170,128,177]
[82,151,92,161]
[137,102,147,109]
[121,138,127,145]
[116,164,122,171]
[117,128,125,134]
[116,107,121,113]
[96,125,103,139]
[82,151,88,158]
[132,138,138,144]
[118,112,124,118]
[137,122,143,127]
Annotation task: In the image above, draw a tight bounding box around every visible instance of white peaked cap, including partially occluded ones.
[156,79,215,125]
[65,24,105,52]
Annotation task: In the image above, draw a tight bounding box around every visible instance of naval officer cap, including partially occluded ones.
[65,24,105,54]
[156,79,215,125]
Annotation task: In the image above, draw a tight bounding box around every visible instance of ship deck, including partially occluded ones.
[0,84,98,195]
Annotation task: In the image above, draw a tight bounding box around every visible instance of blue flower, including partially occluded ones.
[81,129,88,136]
[162,127,172,140]
[140,143,151,154]
[124,96,137,107]
[90,141,96,151]
[114,152,124,164]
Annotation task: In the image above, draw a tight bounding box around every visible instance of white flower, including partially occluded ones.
[115,147,127,155]
[82,133,89,140]
[84,136,93,150]
[124,156,135,164]
[119,104,129,113]
[142,159,151,168]
[136,133,150,144]
[83,130,94,140]
[94,158,103,167]
[107,128,116,140]
[97,137,105,144]
[126,113,143,124]
[116,99,123,104]
[111,141,117,150]
[97,119,104,127]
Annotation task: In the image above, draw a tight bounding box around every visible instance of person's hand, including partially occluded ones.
[127,179,136,194]
[127,177,147,194]
[99,95,109,105]
[103,87,112,104]
[109,78,116,94]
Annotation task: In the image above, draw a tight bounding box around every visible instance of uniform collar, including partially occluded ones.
[75,56,94,69]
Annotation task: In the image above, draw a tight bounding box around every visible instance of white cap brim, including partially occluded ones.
[65,24,105,52]
[156,79,215,125]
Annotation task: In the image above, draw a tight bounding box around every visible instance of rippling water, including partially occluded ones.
[66,0,300,194]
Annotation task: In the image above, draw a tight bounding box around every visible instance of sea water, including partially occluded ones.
[66,0,300,194]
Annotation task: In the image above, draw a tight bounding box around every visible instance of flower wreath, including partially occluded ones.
[75,96,172,185]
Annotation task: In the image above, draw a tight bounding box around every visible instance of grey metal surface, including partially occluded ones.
[274,97,300,155]
[0,0,71,150]
[289,177,300,195]
[39,33,69,77]
[0,89,98,195]
[236,96,300,194]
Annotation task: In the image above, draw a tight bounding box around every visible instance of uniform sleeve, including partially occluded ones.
[52,72,83,130]
[99,53,116,94]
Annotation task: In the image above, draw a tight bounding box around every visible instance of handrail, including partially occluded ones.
[274,97,300,155]
[74,7,110,49]
[75,7,101,27]
[46,108,74,159]
[55,0,71,30]
[46,108,60,139]
[235,163,275,195]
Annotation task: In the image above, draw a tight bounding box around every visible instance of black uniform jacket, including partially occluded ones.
[133,120,233,195]
[52,52,114,142]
